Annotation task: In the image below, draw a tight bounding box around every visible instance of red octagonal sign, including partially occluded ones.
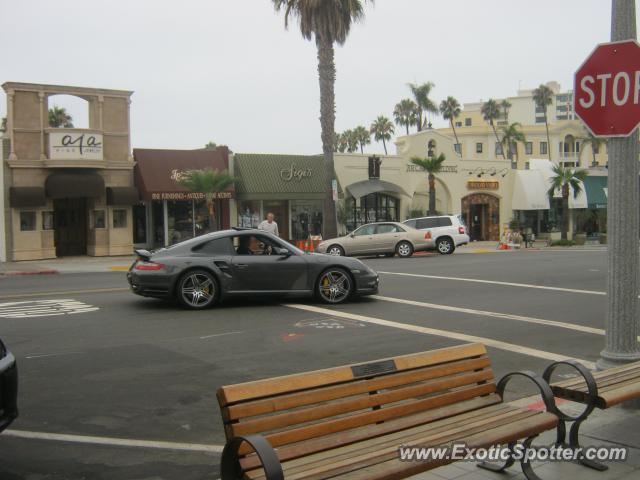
[575,40,640,137]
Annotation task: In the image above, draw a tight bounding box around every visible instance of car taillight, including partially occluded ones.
[134,261,165,271]
[458,226,466,234]
[424,231,432,239]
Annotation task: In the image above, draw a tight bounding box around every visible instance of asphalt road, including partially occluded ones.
[0,249,611,479]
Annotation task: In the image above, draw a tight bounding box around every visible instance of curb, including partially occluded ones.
[0,269,59,277]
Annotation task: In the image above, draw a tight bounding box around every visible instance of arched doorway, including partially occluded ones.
[461,193,500,241]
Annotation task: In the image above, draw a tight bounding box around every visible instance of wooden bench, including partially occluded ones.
[217,343,561,480]
[543,359,640,471]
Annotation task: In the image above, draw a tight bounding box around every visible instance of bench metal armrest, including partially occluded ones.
[497,370,562,417]
[542,359,598,421]
[220,434,283,480]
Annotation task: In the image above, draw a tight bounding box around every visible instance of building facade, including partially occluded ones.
[2,82,137,261]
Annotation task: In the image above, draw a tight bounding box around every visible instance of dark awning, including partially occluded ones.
[583,176,608,209]
[9,187,46,207]
[346,179,410,199]
[107,187,139,205]
[45,172,105,199]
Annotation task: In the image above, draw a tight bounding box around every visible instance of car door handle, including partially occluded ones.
[236,263,249,269]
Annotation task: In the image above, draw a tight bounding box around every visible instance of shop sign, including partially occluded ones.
[280,164,313,181]
[49,132,103,160]
[467,180,499,190]
[407,164,457,173]
[151,192,233,200]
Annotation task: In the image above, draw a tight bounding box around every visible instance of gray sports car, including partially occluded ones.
[127,228,379,309]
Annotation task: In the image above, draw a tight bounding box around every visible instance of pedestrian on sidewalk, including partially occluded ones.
[258,212,279,237]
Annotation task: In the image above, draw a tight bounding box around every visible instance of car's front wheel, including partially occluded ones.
[327,244,345,256]
[177,270,218,309]
[316,268,353,304]
[437,237,455,255]
[396,241,414,258]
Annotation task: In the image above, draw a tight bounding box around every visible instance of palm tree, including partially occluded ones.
[408,82,438,131]
[547,164,588,240]
[272,0,373,239]
[500,122,526,164]
[580,132,606,167]
[393,98,419,134]
[500,99,512,123]
[410,153,446,215]
[481,99,505,159]
[178,168,236,232]
[370,115,394,154]
[340,129,359,153]
[439,96,461,153]
[533,84,554,160]
[353,125,370,154]
[48,106,74,128]
[204,141,217,150]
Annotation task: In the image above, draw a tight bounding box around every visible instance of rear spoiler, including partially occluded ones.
[134,249,153,262]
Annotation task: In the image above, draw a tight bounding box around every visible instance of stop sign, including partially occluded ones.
[574,40,640,137]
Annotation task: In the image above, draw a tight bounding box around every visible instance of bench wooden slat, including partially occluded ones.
[218,343,487,405]
[229,369,494,437]
[224,357,492,421]
[239,396,503,471]
[599,382,640,408]
[551,361,640,389]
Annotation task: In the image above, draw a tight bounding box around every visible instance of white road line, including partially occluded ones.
[283,303,596,369]
[3,429,224,453]
[378,271,606,296]
[372,295,605,336]
[25,351,84,359]
[200,331,244,339]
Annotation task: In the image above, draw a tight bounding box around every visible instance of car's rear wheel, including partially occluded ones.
[396,241,414,258]
[437,237,455,255]
[316,268,353,304]
[327,244,345,256]
[177,270,218,309]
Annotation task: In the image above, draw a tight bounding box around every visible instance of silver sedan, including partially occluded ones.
[317,222,431,258]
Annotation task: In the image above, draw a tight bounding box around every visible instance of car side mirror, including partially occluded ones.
[275,247,292,256]
[349,233,355,238]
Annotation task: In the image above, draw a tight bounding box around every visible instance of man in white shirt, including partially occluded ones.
[258,212,279,237]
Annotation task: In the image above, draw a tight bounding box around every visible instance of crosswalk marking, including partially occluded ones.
[0,299,99,319]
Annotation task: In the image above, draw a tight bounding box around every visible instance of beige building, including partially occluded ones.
[2,82,138,260]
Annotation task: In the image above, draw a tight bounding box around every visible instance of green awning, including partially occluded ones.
[583,176,608,209]
[233,153,327,199]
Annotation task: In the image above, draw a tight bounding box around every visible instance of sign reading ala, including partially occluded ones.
[575,40,640,137]
[49,132,103,160]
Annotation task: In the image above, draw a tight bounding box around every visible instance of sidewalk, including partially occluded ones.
[455,240,608,254]
[0,255,135,276]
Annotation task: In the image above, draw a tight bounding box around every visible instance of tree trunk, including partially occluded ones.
[417,111,423,132]
[382,138,387,155]
[544,110,552,161]
[561,186,569,241]
[428,174,436,215]
[208,199,216,233]
[316,34,337,239]
[405,123,409,135]
[359,143,363,154]
[451,120,460,154]
[492,124,506,159]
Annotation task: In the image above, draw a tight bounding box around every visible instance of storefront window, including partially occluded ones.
[168,200,194,244]
[20,211,36,231]
[42,211,54,230]
[345,194,398,231]
[93,210,106,229]
[291,201,323,240]
[237,201,261,228]
[194,200,211,235]
[133,204,147,244]
[113,209,127,228]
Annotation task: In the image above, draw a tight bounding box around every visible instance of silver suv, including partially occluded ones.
[403,214,470,254]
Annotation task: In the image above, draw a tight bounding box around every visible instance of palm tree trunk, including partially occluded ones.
[208,199,216,233]
[316,34,337,239]
[382,138,388,155]
[544,110,552,161]
[492,125,506,159]
[359,143,363,154]
[417,112,423,132]
[562,189,569,241]
[450,120,460,154]
[405,123,409,135]
[428,174,436,215]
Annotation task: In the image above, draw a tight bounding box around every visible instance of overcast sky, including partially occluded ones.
[0,0,632,155]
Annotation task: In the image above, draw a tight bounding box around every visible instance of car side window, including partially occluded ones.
[404,220,416,228]
[376,224,398,234]
[192,237,234,255]
[232,234,282,255]
[437,217,453,227]
[354,225,376,236]
[416,218,437,229]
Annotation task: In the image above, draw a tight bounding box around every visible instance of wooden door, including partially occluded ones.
[54,198,87,256]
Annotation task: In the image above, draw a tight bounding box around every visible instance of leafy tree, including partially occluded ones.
[408,82,437,131]
[204,141,217,150]
[481,99,505,159]
[439,96,461,152]
[410,153,446,215]
[353,125,370,154]
[533,84,554,160]
[370,115,394,154]
[393,98,419,134]
[500,122,526,163]
[547,164,588,240]
[500,99,512,123]
[272,0,373,239]
[580,132,607,167]
[178,168,236,232]
[48,106,74,128]
[338,129,359,153]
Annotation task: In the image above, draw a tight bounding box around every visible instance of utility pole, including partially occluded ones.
[598,0,640,369]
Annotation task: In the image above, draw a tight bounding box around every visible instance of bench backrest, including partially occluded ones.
[217,343,500,456]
